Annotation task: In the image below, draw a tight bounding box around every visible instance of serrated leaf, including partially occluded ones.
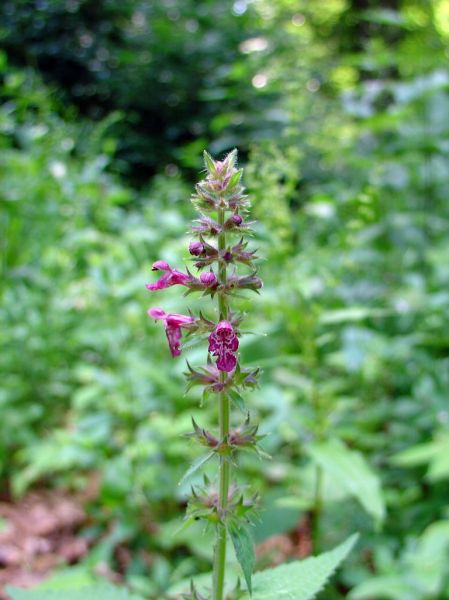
[308,439,385,523]
[251,533,358,600]
[229,521,255,595]
[179,451,215,486]
[7,584,135,600]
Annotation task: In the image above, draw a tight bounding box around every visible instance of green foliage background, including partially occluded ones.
[2,0,449,598]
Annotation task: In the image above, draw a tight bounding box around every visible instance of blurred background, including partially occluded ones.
[1,0,449,598]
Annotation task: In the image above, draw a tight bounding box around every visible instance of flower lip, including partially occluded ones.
[208,320,239,372]
[147,261,190,291]
[148,307,166,319]
[152,260,171,271]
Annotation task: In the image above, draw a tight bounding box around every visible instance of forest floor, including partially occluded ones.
[0,481,310,599]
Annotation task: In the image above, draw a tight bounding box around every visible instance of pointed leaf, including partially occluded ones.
[308,439,385,523]
[251,534,358,600]
[179,452,215,486]
[391,434,449,482]
[174,516,197,537]
[229,390,246,413]
[229,521,255,595]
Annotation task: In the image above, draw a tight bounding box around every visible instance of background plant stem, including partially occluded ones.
[312,464,323,552]
[213,206,230,600]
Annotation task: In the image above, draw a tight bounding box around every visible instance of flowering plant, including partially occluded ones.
[147,150,262,599]
[146,150,357,600]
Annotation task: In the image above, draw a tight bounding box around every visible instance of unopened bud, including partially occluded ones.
[189,240,204,256]
[200,271,217,286]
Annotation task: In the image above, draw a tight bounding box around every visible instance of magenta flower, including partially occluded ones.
[146,261,190,291]
[200,271,217,287]
[208,320,239,372]
[189,240,205,256]
[148,307,194,357]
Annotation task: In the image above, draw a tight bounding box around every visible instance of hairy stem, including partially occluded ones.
[213,207,230,600]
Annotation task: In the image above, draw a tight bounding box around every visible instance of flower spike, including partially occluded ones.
[145,149,262,598]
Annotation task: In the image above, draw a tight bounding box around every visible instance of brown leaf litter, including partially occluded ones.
[0,490,89,599]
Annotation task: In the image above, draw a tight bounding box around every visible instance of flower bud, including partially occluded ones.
[232,213,243,225]
[200,271,217,287]
[189,240,204,256]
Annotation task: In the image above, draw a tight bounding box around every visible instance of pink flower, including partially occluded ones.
[148,307,194,357]
[208,320,239,372]
[146,261,190,291]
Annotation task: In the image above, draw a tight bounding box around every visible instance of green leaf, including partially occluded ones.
[391,433,449,482]
[6,584,136,600]
[319,307,391,324]
[391,441,441,467]
[37,567,94,590]
[349,521,449,599]
[349,576,415,600]
[308,439,385,523]
[173,515,197,537]
[179,451,215,486]
[228,390,246,413]
[251,534,358,600]
[229,521,255,595]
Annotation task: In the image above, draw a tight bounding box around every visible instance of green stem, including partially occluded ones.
[310,380,323,553]
[312,464,323,552]
[213,207,230,600]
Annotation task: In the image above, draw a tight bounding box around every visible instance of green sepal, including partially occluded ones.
[225,148,238,169]
[203,150,216,174]
[227,168,243,191]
